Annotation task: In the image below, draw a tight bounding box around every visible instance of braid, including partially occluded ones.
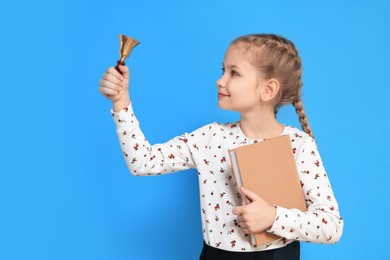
[232,34,315,138]
[263,34,299,58]
[292,97,314,139]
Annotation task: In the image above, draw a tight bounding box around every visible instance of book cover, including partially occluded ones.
[228,135,306,247]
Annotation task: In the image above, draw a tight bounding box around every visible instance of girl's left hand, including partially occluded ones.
[232,186,276,234]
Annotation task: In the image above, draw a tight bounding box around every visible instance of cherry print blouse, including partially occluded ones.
[111,103,343,252]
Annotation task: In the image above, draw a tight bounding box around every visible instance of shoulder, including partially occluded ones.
[284,125,317,154]
[285,125,312,140]
[215,121,240,131]
[190,121,238,133]
[184,121,238,142]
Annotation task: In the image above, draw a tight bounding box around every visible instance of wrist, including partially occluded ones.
[267,205,277,230]
[112,94,130,112]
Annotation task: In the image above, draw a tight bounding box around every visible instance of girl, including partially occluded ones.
[98,34,343,259]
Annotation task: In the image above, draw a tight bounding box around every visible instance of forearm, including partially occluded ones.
[268,205,343,244]
[267,137,344,243]
[112,103,195,175]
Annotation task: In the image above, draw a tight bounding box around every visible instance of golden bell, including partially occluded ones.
[115,34,140,72]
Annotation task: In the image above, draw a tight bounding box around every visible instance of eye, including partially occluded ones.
[231,70,239,77]
[221,67,225,74]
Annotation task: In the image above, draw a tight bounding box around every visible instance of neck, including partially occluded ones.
[239,106,284,140]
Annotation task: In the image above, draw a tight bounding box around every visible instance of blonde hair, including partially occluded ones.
[231,34,314,138]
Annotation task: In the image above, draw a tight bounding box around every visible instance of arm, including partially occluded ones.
[267,137,344,244]
[99,65,197,176]
[112,103,196,175]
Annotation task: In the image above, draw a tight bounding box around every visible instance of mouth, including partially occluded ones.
[218,92,230,98]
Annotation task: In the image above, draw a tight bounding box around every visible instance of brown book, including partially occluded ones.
[228,135,307,247]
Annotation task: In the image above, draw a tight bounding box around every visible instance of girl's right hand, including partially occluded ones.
[98,65,130,111]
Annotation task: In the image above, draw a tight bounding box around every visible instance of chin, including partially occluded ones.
[218,102,234,112]
[217,102,227,110]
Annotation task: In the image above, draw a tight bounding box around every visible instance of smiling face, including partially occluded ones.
[216,44,267,113]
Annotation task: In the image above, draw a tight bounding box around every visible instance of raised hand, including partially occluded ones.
[98,65,131,111]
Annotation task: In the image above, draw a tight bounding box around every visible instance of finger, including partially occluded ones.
[242,228,251,234]
[237,216,246,224]
[107,67,124,81]
[239,222,247,229]
[232,206,243,216]
[103,72,123,86]
[237,215,246,222]
[240,186,260,202]
[99,86,118,97]
[99,79,122,92]
[118,65,130,79]
[99,87,112,99]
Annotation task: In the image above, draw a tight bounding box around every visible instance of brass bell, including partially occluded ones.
[115,34,140,73]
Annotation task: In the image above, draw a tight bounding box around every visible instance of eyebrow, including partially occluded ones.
[222,63,241,70]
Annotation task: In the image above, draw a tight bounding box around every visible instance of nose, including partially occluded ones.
[216,77,225,89]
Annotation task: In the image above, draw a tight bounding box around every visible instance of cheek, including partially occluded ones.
[230,86,259,101]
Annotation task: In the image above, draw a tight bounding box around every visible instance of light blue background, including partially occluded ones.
[1,0,389,259]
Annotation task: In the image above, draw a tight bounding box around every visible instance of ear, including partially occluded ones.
[260,79,280,102]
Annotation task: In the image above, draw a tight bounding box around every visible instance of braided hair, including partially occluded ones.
[231,34,314,138]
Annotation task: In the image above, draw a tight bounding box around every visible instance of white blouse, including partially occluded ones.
[111,103,343,252]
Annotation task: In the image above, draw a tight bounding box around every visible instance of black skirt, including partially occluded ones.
[199,241,300,260]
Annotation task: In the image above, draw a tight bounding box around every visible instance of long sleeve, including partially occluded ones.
[109,110,343,250]
[267,137,343,244]
[111,103,197,176]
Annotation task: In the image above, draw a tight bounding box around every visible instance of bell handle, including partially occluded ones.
[115,60,125,74]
